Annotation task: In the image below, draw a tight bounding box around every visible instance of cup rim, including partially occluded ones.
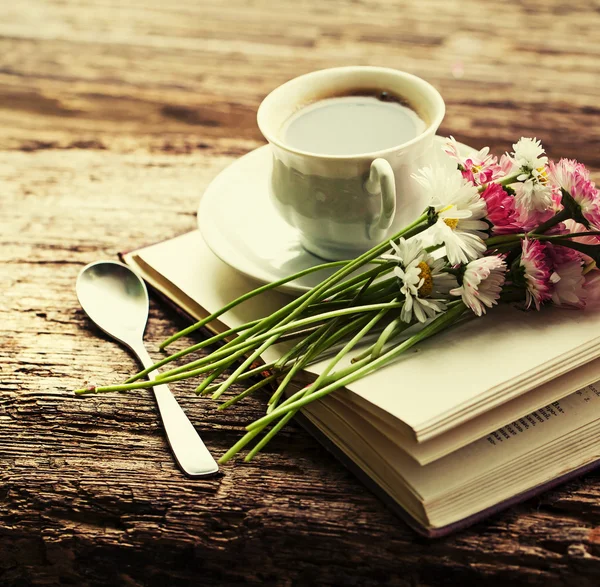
[257,66,445,161]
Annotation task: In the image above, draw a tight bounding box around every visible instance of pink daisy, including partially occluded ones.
[548,158,590,193]
[549,158,600,230]
[444,137,503,186]
[450,255,507,316]
[499,153,517,177]
[550,188,563,213]
[570,175,600,230]
[562,219,600,266]
[480,183,521,235]
[519,239,552,310]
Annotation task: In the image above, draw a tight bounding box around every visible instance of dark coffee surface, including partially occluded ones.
[282,95,426,155]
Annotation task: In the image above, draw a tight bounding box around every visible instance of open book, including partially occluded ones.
[122,230,600,536]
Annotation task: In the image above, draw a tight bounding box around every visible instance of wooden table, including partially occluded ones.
[2,1,599,585]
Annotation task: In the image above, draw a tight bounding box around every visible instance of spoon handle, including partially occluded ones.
[133,343,219,477]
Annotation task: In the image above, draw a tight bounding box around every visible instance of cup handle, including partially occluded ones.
[364,158,396,240]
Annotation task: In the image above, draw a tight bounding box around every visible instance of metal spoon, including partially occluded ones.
[76,260,219,477]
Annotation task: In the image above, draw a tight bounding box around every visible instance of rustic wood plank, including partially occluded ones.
[2,0,600,585]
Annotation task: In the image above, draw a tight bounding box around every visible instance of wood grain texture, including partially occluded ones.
[1,1,600,585]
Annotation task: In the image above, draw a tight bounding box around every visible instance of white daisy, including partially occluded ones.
[513,179,552,213]
[510,137,552,212]
[382,237,449,323]
[412,165,488,264]
[450,256,507,317]
[380,237,423,266]
[512,137,548,172]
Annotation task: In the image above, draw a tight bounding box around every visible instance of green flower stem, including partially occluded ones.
[159,260,350,349]
[370,317,404,359]
[351,318,414,364]
[273,322,330,371]
[498,172,522,186]
[153,323,321,383]
[75,371,207,395]
[350,343,380,364]
[273,355,375,412]
[246,302,467,433]
[267,313,375,412]
[157,302,403,382]
[215,220,418,386]
[321,288,399,315]
[126,318,264,383]
[200,361,277,396]
[217,374,278,410]
[75,303,401,395]
[154,336,273,381]
[266,269,379,412]
[276,283,397,372]
[486,234,526,246]
[211,333,283,400]
[157,271,339,380]
[265,359,309,413]
[271,294,382,372]
[323,263,394,301]
[78,343,286,396]
[164,257,381,371]
[229,309,388,462]
[200,301,403,397]
[218,427,264,465]
[213,308,369,406]
[242,411,296,462]
[194,364,229,395]
[79,214,426,400]
[303,307,390,395]
[306,287,394,312]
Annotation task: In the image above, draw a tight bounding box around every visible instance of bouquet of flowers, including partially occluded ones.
[78,137,600,464]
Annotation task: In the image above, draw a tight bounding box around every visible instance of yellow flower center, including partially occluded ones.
[443,218,459,230]
[418,261,433,297]
[537,166,548,184]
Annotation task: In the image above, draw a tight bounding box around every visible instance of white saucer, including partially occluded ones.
[198,136,475,294]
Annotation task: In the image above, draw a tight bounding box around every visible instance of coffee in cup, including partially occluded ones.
[282,91,427,156]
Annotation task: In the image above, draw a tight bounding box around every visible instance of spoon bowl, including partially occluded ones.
[77,261,149,347]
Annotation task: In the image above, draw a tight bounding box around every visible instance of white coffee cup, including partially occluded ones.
[257,66,445,260]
